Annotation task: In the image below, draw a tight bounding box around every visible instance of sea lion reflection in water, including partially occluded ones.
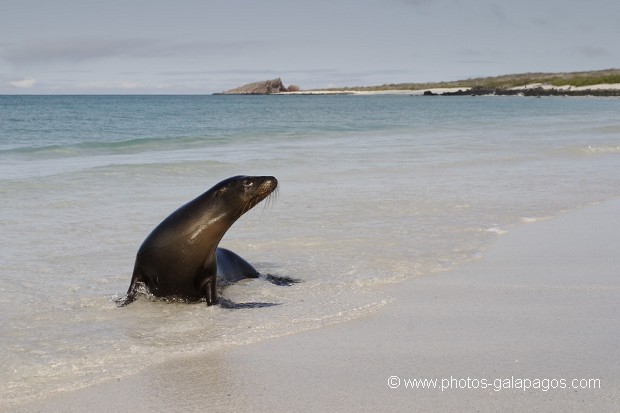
[117,175,297,307]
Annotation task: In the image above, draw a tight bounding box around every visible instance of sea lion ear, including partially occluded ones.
[214,188,226,198]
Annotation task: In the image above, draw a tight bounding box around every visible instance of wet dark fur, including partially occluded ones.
[116,175,282,307]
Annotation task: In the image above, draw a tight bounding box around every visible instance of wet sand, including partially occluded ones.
[17,199,620,412]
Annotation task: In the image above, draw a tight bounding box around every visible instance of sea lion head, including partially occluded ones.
[209,175,278,220]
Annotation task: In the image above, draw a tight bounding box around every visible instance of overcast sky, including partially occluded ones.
[1,0,618,94]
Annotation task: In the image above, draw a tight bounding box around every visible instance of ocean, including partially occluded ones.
[1,95,619,407]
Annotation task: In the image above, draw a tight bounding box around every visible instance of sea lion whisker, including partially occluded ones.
[265,188,278,209]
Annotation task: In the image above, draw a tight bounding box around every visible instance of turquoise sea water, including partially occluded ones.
[1,95,619,407]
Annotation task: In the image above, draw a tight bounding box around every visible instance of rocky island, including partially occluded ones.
[216,78,300,95]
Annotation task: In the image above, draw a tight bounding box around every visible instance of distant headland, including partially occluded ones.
[216,69,620,97]
[214,78,300,95]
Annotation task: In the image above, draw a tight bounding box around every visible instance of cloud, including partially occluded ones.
[9,78,37,88]
[530,17,552,27]
[573,46,611,59]
[75,80,146,91]
[117,81,143,89]
[1,38,259,66]
[487,2,509,24]
[1,38,147,65]
[397,0,434,6]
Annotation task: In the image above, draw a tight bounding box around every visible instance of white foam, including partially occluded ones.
[485,227,508,235]
[586,145,620,154]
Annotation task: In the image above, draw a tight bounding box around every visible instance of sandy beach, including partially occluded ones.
[282,83,620,96]
[282,87,475,96]
[16,197,619,412]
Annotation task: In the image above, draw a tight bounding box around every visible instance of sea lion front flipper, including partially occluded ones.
[198,274,218,306]
[115,271,141,307]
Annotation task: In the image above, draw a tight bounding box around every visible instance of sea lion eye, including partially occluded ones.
[242,179,253,187]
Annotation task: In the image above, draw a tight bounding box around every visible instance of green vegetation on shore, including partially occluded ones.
[324,69,620,92]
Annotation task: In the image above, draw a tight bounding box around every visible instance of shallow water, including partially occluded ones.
[1,95,619,407]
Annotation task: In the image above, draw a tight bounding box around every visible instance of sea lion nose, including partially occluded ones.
[265,176,278,188]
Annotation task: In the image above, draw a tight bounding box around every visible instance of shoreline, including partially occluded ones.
[279,83,620,96]
[15,198,620,412]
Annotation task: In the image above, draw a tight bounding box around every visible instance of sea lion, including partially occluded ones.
[116,175,278,307]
